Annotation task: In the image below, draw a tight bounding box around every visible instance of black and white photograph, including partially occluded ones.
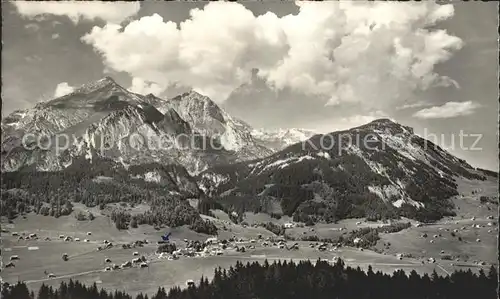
[1,1,498,298]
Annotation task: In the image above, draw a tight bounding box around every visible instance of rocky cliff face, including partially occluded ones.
[163,90,273,159]
[1,78,275,175]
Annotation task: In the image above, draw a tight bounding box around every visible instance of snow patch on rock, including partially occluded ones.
[259,155,315,173]
[316,151,331,160]
[144,171,162,183]
[367,185,401,202]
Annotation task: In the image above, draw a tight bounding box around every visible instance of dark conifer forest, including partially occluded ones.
[0,157,217,235]
[2,258,497,299]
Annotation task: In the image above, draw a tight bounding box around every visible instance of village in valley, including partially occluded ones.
[2,178,497,297]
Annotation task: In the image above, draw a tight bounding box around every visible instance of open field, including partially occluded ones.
[374,176,498,265]
[1,177,497,297]
[374,218,498,264]
[1,226,451,297]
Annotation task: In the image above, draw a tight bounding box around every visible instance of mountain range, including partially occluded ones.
[1,76,495,225]
[1,77,304,175]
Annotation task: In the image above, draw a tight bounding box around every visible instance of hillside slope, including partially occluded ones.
[0,156,217,234]
[198,119,488,223]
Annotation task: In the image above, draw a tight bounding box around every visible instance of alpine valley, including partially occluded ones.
[2,1,499,297]
[1,77,498,296]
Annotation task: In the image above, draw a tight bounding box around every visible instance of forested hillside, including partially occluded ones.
[198,119,490,224]
[0,156,216,234]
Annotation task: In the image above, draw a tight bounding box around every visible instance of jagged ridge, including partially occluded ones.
[0,77,277,175]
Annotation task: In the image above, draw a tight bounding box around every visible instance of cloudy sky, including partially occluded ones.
[1,1,498,170]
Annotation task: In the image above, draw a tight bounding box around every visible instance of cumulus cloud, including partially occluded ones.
[82,1,462,108]
[413,101,481,119]
[13,1,140,24]
[396,101,433,110]
[54,82,75,98]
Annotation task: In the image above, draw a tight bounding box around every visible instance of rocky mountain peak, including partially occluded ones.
[167,91,226,132]
[1,78,276,173]
[170,90,224,124]
[251,127,317,152]
[66,76,122,97]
